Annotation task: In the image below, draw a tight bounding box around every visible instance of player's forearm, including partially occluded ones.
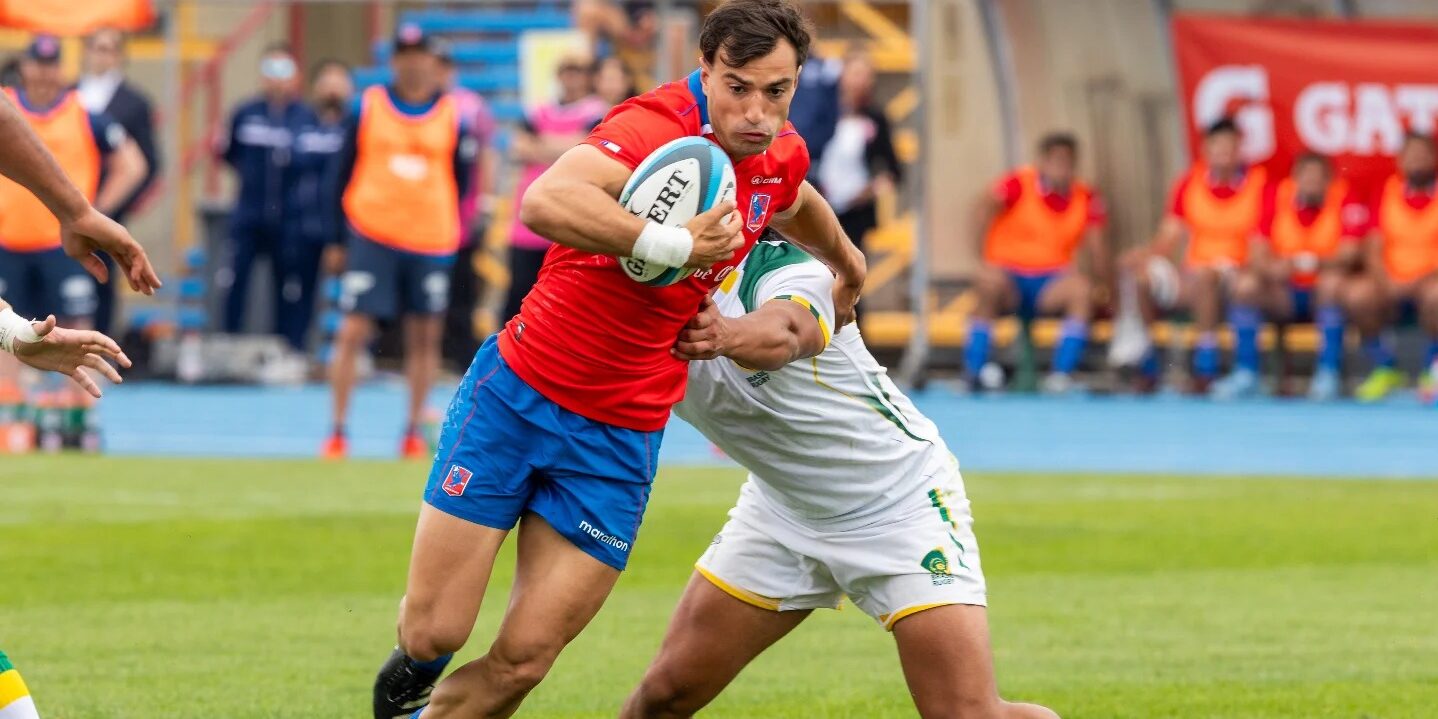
[1149,216,1184,258]
[519,171,646,256]
[721,313,811,372]
[0,94,90,224]
[773,183,866,283]
[95,141,147,216]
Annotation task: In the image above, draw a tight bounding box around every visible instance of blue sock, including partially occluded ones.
[1316,305,1345,372]
[965,319,992,377]
[411,711,424,719]
[1193,333,1220,379]
[412,654,453,674]
[1140,347,1162,378]
[1228,305,1262,373]
[1052,319,1089,375]
[1425,340,1438,369]
[1363,335,1395,369]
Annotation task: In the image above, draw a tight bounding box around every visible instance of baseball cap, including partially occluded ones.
[393,22,436,54]
[25,35,61,64]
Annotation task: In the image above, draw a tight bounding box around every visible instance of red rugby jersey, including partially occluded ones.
[498,70,810,431]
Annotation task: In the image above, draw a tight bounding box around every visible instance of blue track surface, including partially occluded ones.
[98,382,1438,478]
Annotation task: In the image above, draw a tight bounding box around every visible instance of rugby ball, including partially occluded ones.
[618,136,737,286]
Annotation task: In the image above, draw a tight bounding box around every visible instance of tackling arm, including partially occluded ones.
[769,181,867,325]
[673,295,827,371]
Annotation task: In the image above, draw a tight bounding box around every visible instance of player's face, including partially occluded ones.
[1293,161,1329,200]
[702,41,800,159]
[1203,132,1241,173]
[1038,146,1075,189]
[1399,139,1436,185]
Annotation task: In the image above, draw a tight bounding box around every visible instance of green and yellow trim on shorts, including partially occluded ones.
[0,650,32,711]
[879,602,960,631]
[696,564,783,611]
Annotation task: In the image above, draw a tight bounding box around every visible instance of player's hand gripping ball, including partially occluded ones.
[619,136,738,286]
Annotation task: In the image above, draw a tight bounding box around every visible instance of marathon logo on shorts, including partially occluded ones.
[441,465,473,497]
[747,193,772,232]
[579,520,631,553]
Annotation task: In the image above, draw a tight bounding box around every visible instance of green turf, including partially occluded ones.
[1,457,1435,718]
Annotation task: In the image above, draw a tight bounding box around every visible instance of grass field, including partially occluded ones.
[2,457,1436,718]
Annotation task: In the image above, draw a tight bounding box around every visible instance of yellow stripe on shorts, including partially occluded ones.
[695,565,782,611]
[0,669,30,708]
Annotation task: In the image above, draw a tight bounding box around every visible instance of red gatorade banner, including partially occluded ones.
[0,0,154,34]
[1173,14,1438,194]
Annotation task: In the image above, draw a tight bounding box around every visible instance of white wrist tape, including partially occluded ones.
[0,307,39,354]
[632,222,694,268]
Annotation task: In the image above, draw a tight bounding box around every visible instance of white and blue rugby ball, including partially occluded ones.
[618,136,737,286]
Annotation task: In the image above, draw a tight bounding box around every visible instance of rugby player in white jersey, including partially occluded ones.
[620,234,1059,719]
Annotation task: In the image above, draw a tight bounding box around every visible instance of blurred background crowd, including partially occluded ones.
[2,0,1438,455]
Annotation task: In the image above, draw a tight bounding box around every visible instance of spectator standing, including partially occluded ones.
[502,51,608,326]
[77,27,159,335]
[0,35,147,450]
[218,43,314,335]
[277,59,351,353]
[815,48,900,302]
[324,24,477,459]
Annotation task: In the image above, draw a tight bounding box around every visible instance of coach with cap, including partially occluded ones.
[322,23,477,459]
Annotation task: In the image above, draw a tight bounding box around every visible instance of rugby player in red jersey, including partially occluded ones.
[372,2,866,717]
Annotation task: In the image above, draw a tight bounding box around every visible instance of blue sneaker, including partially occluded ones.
[1307,368,1342,402]
[1210,368,1261,400]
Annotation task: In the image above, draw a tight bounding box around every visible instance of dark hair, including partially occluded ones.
[1293,151,1330,172]
[262,41,294,58]
[700,0,812,68]
[1038,132,1078,157]
[1204,117,1241,138]
[310,58,349,81]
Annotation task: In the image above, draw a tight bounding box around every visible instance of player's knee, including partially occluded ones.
[484,639,562,696]
[397,604,467,661]
[630,664,708,717]
[1231,272,1262,305]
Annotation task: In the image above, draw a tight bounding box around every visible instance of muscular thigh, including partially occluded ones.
[487,513,623,656]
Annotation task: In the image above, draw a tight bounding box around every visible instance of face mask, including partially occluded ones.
[260,56,296,82]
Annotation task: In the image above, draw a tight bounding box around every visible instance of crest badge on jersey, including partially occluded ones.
[441,465,473,497]
[747,193,772,232]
